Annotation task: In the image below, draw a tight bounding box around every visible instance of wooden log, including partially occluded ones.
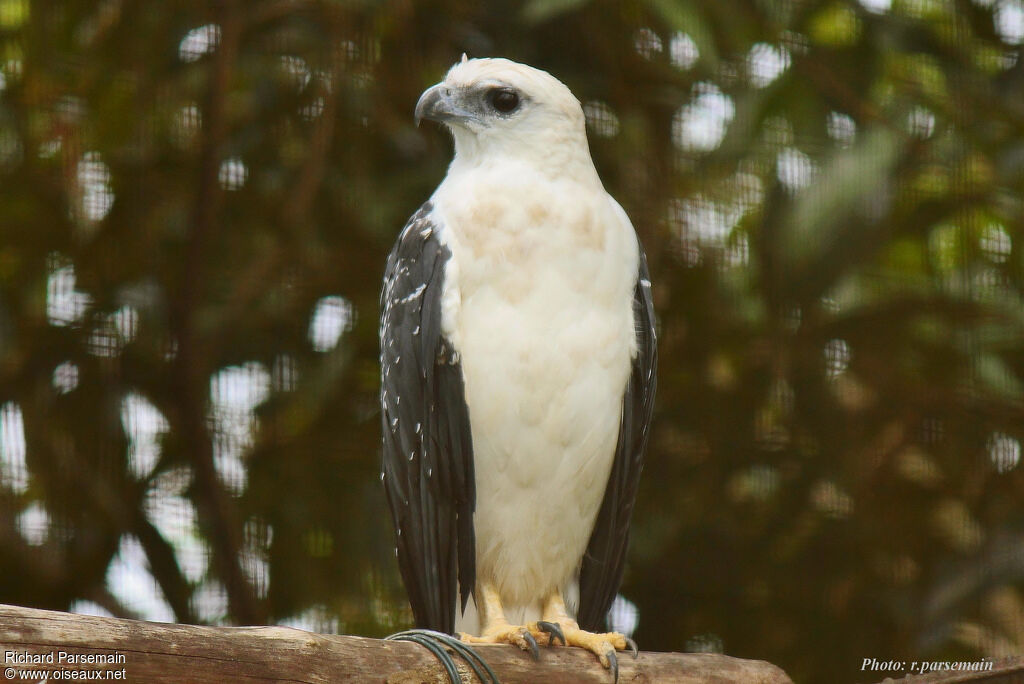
[0,603,792,683]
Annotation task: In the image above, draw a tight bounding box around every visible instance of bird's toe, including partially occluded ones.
[542,622,637,679]
[518,628,540,660]
[464,623,552,659]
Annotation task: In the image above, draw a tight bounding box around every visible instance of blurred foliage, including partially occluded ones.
[1,0,1023,681]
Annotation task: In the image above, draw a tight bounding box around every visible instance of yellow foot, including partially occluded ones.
[542,620,638,681]
[458,622,556,660]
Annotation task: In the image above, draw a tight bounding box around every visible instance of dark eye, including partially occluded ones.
[488,88,520,113]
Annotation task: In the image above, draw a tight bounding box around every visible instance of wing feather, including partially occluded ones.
[577,246,657,631]
[381,202,475,633]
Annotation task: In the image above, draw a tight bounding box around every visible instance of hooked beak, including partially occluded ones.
[414,84,477,127]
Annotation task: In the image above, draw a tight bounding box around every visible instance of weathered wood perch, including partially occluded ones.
[0,603,791,683]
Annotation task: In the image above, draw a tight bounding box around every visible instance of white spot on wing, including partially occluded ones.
[398,284,427,305]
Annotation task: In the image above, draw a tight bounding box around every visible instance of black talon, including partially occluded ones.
[607,649,619,684]
[521,628,540,660]
[536,621,565,647]
[625,636,639,658]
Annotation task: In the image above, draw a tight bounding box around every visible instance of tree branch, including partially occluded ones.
[0,603,792,683]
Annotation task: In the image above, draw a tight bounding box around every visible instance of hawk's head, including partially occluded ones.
[415,57,589,165]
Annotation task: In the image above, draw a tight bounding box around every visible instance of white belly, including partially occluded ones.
[461,294,630,608]
[433,179,639,616]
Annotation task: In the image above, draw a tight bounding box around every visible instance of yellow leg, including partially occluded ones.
[459,585,637,678]
[458,583,552,657]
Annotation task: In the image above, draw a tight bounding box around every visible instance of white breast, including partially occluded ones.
[433,166,639,619]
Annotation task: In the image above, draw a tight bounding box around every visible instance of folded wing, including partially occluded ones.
[380,202,476,634]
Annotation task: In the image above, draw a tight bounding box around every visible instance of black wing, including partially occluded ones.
[577,246,657,631]
[380,202,475,634]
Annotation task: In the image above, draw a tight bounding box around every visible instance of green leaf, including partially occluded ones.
[781,127,903,279]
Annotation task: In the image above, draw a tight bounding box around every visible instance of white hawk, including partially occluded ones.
[380,57,657,681]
